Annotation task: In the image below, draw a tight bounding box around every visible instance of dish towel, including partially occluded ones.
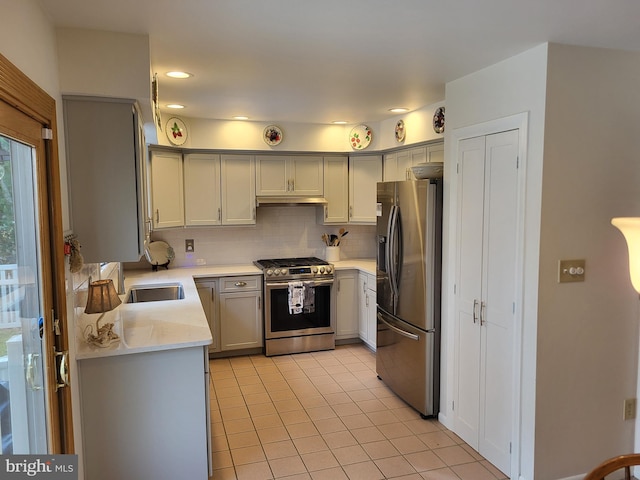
[302,281,315,314]
[288,281,304,314]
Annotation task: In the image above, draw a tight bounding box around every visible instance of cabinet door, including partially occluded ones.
[334,270,358,339]
[358,273,368,341]
[150,150,184,228]
[396,150,412,181]
[349,155,382,224]
[320,156,349,224]
[366,273,377,351]
[221,154,256,225]
[184,153,221,226]
[64,97,146,262]
[383,152,397,182]
[291,156,323,195]
[196,280,219,352]
[219,291,263,350]
[455,130,519,476]
[427,141,444,163]
[256,156,288,195]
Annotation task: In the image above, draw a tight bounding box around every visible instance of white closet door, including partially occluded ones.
[454,129,519,477]
[479,129,519,474]
[455,135,486,445]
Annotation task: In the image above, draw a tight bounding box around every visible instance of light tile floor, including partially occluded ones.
[208,343,508,480]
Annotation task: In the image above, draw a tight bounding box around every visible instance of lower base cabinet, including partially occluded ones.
[196,275,263,354]
[358,272,377,351]
[78,347,210,480]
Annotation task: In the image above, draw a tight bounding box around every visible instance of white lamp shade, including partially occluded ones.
[612,217,640,294]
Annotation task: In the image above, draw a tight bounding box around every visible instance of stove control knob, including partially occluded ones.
[266,269,273,276]
[326,266,332,274]
[281,268,288,275]
[274,269,281,275]
[319,267,325,274]
[312,266,318,274]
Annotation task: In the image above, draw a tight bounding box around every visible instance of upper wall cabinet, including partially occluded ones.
[349,155,382,224]
[256,155,324,196]
[150,150,184,229]
[383,141,444,181]
[184,153,222,226]
[221,154,256,225]
[64,96,148,263]
[318,156,349,224]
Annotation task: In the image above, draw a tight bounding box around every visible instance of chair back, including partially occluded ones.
[584,453,640,480]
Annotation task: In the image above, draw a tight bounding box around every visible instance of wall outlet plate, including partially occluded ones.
[558,259,585,283]
[185,239,194,252]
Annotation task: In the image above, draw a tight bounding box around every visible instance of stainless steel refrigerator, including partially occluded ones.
[376,179,442,418]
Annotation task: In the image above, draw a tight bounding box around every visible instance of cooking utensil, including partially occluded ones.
[329,234,338,246]
[321,233,329,246]
[336,230,348,245]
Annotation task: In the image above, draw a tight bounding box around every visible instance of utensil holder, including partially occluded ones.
[325,246,340,262]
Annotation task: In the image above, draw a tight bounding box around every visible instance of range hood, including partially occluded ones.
[255,196,328,207]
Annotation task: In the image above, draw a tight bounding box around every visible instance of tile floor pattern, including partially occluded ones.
[208,344,508,480]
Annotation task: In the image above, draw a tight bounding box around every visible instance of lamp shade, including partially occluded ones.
[612,217,640,294]
[85,279,122,314]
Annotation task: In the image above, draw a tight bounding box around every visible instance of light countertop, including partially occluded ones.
[75,260,374,360]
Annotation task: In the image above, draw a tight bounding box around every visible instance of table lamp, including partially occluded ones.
[85,278,121,347]
[612,217,640,294]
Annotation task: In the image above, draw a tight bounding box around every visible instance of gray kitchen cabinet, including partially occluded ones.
[256,155,324,196]
[348,155,382,224]
[318,155,349,224]
[64,96,149,263]
[218,275,263,351]
[184,153,222,226]
[334,270,358,339]
[221,154,256,225]
[358,272,376,351]
[196,279,220,352]
[150,150,184,229]
[78,347,210,480]
[383,141,444,181]
[426,141,444,163]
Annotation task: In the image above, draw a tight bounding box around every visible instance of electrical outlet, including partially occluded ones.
[624,398,636,420]
[185,239,194,252]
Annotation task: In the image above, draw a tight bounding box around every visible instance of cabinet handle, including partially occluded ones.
[235,281,247,287]
[156,209,159,223]
[366,295,369,307]
[258,296,261,309]
[324,205,327,219]
[349,206,353,218]
[472,299,478,323]
[480,301,486,326]
[218,208,221,221]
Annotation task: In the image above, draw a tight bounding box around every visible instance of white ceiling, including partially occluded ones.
[37,0,640,125]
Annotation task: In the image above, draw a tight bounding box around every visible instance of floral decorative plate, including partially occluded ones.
[166,117,188,145]
[395,120,406,142]
[263,125,283,146]
[349,124,372,150]
[433,107,445,134]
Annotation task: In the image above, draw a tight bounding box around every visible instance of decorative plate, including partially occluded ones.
[166,117,188,145]
[395,120,406,142]
[433,107,445,134]
[263,125,283,146]
[349,124,372,150]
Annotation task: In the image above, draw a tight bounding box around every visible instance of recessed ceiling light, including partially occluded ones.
[166,71,193,79]
[389,108,409,113]
[332,121,348,125]
[233,116,249,120]
[166,104,185,109]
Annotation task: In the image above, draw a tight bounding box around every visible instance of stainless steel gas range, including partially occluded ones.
[254,257,335,356]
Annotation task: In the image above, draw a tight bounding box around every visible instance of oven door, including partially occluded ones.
[265,279,333,339]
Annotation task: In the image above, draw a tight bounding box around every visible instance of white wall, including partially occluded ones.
[535,44,640,479]
[443,44,549,480]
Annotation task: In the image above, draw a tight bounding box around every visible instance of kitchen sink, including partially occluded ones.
[126,283,184,303]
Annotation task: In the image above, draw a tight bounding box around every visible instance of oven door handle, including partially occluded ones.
[265,279,334,288]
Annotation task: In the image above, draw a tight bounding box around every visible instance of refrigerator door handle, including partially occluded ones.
[377,312,420,341]
[388,205,400,300]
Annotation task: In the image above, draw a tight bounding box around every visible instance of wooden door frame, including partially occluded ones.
[449,112,528,478]
[0,52,73,453]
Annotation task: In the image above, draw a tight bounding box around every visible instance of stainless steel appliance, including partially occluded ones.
[254,257,335,356]
[376,179,443,418]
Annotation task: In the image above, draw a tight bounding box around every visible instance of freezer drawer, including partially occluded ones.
[376,308,438,417]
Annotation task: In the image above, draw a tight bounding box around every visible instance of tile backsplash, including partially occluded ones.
[126,205,377,269]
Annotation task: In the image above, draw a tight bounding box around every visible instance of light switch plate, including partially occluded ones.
[558,259,585,283]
